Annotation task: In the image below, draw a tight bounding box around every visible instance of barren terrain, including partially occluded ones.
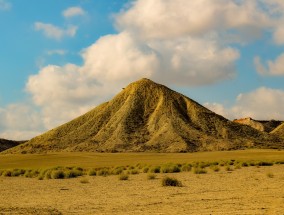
[1,165,283,215]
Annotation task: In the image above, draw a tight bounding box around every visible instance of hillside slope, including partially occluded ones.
[3,78,283,154]
[271,123,284,138]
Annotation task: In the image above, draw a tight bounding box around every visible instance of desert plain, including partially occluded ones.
[0,150,283,215]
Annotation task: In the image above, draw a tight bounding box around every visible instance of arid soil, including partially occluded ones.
[0,165,283,215]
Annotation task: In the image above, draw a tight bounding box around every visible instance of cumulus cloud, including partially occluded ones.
[254,54,284,76]
[34,22,77,40]
[116,0,271,40]
[0,0,11,11]
[205,87,284,120]
[0,104,45,140]
[62,6,85,18]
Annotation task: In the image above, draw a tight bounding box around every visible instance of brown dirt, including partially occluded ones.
[4,78,283,154]
[0,165,283,214]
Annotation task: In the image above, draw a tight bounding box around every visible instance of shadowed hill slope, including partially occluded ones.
[271,123,284,138]
[0,139,25,152]
[3,78,283,154]
[233,118,283,133]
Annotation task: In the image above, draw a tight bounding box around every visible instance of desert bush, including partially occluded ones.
[51,170,65,179]
[11,169,25,177]
[241,162,249,167]
[112,167,124,175]
[88,169,97,176]
[80,178,89,184]
[0,170,4,176]
[161,164,181,173]
[143,167,149,173]
[181,163,192,172]
[266,172,274,178]
[119,174,129,180]
[2,170,12,177]
[257,161,274,166]
[211,166,220,172]
[234,164,241,169]
[162,177,182,187]
[225,166,233,171]
[130,169,139,175]
[97,168,110,176]
[193,167,207,174]
[24,169,39,178]
[147,173,157,180]
[150,166,161,173]
[65,169,83,178]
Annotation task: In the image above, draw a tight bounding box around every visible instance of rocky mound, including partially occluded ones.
[3,78,283,154]
[233,118,283,133]
[0,138,25,152]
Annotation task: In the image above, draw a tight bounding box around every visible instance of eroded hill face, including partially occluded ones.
[3,78,284,154]
[233,118,283,133]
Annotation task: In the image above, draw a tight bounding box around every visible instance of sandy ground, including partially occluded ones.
[0,165,283,215]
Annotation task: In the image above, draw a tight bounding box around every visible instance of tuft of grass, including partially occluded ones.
[181,163,192,172]
[119,174,129,180]
[161,164,181,173]
[147,173,156,180]
[150,166,161,173]
[143,167,149,173]
[225,166,233,171]
[97,168,110,177]
[80,178,89,184]
[162,177,182,187]
[88,169,97,176]
[266,172,274,178]
[211,166,220,172]
[130,169,139,175]
[51,170,65,179]
[193,167,207,174]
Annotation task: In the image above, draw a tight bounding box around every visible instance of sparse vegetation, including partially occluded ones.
[119,174,129,180]
[193,167,207,174]
[147,173,156,180]
[162,177,182,187]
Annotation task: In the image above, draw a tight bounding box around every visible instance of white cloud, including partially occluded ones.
[62,6,85,18]
[205,87,284,120]
[0,103,45,140]
[0,0,11,11]
[34,22,77,40]
[254,54,284,76]
[116,0,271,40]
[47,49,66,56]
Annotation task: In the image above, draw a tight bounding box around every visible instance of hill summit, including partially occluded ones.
[4,78,283,153]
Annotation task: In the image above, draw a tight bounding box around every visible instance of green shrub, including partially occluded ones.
[143,167,149,173]
[162,177,182,187]
[225,166,233,171]
[181,164,192,172]
[11,169,25,177]
[147,173,156,180]
[150,166,161,173]
[51,170,65,179]
[2,170,12,177]
[97,168,110,176]
[119,174,129,180]
[88,169,97,176]
[211,166,220,172]
[193,167,207,174]
[130,169,139,175]
[161,164,180,173]
[80,178,89,184]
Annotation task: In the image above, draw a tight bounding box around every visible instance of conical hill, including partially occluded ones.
[3,78,283,153]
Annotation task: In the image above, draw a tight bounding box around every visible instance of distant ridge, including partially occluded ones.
[0,138,25,152]
[3,78,283,154]
[233,118,283,133]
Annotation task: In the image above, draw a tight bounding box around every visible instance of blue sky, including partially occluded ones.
[1,0,284,140]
